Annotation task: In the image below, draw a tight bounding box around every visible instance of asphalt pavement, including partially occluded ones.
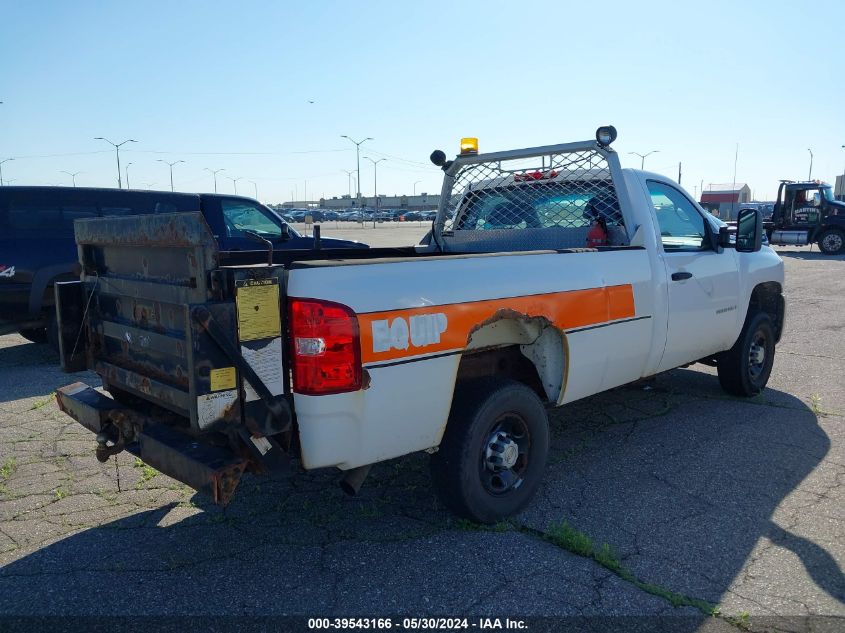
[0,236,842,630]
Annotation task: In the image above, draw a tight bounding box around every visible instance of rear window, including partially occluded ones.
[6,204,98,237]
[0,189,199,239]
[455,180,622,231]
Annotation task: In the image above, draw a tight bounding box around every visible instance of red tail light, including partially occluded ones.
[289,298,362,395]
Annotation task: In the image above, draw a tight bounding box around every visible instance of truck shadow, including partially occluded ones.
[0,369,840,620]
[0,336,78,402]
[775,249,845,261]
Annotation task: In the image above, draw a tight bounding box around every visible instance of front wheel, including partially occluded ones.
[430,378,549,524]
[716,312,776,397]
[818,228,845,255]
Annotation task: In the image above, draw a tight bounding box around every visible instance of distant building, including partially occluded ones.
[276,193,439,211]
[700,183,752,220]
[835,174,845,201]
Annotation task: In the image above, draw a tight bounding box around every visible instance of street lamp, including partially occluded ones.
[413,180,422,196]
[365,157,386,228]
[0,157,14,186]
[628,150,659,169]
[60,170,83,187]
[125,163,133,189]
[342,169,357,198]
[807,149,814,181]
[225,175,243,194]
[341,135,372,202]
[204,167,225,193]
[249,180,259,200]
[157,159,185,192]
[94,137,137,189]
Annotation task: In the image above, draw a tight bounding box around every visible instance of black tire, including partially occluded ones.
[717,312,776,397]
[431,377,549,524]
[18,327,48,344]
[817,228,845,255]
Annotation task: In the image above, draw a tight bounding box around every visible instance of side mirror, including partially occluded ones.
[735,207,763,253]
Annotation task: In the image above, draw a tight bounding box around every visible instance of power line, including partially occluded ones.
[7,150,111,159]
[123,148,351,156]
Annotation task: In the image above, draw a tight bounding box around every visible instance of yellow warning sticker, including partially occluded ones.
[209,367,237,392]
[236,279,282,342]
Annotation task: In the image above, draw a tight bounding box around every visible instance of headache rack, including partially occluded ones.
[433,138,634,253]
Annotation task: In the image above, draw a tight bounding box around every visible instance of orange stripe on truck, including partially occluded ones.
[358,284,635,365]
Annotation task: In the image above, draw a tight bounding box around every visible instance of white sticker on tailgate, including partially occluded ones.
[242,337,284,402]
[197,389,238,428]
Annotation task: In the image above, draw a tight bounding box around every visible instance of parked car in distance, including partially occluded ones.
[0,187,367,346]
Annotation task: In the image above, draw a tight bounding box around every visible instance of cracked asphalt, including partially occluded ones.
[0,241,843,627]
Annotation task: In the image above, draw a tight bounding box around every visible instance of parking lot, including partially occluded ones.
[0,229,843,627]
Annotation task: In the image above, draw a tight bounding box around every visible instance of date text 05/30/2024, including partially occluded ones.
[307,618,527,630]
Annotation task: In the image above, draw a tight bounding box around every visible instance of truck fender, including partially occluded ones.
[463,311,568,404]
[28,262,77,318]
[739,282,785,344]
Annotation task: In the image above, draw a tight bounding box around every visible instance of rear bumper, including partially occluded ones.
[56,382,249,504]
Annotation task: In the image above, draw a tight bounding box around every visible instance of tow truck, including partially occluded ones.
[766,180,845,254]
[53,127,786,523]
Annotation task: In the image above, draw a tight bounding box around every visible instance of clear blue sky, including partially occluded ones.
[2,0,844,203]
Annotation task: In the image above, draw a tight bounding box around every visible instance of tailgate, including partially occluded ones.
[63,212,291,435]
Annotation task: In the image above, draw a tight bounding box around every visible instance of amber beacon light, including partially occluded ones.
[460,137,479,155]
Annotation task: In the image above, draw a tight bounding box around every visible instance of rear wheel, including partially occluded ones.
[716,312,775,397]
[430,378,549,524]
[818,228,845,255]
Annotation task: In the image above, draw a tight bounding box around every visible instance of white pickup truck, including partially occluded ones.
[55,127,785,523]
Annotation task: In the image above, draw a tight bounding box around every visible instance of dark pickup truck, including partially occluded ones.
[0,186,367,345]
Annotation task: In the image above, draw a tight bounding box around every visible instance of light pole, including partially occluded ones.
[341,135,372,204]
[629,150,659,169]
[342,170,356,198]
[157,159,185,192]
[204,168,225,193]
[226,175,243,194]
[413,180,422,196]
[125,163,133,189]
[365,157,386,228]
[249,180,259,200]
[94,137,137,188]
[0,157,14,186]
[60,170,83,187]
[807,149,814,181]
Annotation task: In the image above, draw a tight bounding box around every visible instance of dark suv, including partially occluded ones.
[0,187,366,345]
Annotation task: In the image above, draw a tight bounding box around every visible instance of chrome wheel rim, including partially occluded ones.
[748,331,767,380]
[822,233,843,253]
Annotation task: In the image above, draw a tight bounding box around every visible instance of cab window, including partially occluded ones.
[646,181,708,251]
[221,199,281,238]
